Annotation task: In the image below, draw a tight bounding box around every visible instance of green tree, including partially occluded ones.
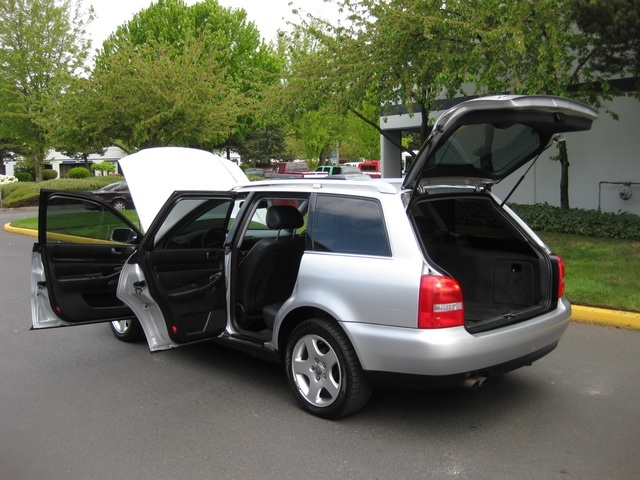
[89,39,248,152]
[237,124,290,165]
[340,103,382,161]
[91,161,115,175]
[278,0,472,158]
[570,0,640,80]
[85,0,281,152]
[438,0,628,210]
[271,19,377,163]
[44,76,106,167]
[0,0,93,181]
[290,0,628,210]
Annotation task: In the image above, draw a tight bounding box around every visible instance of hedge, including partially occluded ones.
[509,203,640,240]
[0,176,123,208]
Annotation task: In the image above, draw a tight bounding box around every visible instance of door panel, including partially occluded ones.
[32,191,142,329]
[130,194,239,345]
[42,243,135,323]
[140,248,226,343]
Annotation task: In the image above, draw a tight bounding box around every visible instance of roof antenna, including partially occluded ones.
[501,135,565,207]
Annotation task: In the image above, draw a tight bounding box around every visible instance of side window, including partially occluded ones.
[311,195,390,256]
[152,197,237,249]
[245,197,308,232]
[45,196,139,244]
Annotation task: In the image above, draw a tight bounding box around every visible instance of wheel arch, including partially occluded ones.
[276,307,338,361]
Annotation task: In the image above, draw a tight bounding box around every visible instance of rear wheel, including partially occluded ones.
[110,319,145,342]
[285,317,372,419]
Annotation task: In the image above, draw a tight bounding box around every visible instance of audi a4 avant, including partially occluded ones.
[31,95,597,418]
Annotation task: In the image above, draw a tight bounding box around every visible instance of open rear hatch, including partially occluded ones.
[405,95,596,332]
[402,95,597,191]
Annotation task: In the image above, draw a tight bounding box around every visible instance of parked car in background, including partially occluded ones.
[265,162,327,179]
[326,173,373,180]
[87,181,133,210]
[31,95,597,419]
[315,165,362,175]
[243,168,265,178]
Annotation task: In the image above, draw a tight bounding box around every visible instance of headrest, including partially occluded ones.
[266,205,304,230]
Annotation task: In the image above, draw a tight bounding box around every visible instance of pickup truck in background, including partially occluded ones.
[358,160,381,178]
[265,162,328,179]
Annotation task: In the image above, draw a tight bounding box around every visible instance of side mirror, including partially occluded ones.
[110,228,138,243]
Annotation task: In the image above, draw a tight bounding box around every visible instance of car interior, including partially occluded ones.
[227,197,307,335]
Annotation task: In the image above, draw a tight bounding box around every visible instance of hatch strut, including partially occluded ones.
[501,135,565,207]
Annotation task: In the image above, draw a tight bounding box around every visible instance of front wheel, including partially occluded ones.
[110,319,145,342]
[285,317,372,419]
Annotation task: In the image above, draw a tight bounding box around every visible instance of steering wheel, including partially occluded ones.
[201,228,226,248]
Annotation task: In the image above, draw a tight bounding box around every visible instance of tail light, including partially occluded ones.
[418,275,464,328]
[556,255,566,298]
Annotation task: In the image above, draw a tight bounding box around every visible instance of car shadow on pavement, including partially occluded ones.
[131,332,555,427]
[357,370,553,428]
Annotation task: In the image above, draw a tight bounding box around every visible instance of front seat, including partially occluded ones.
[236,205,305,329]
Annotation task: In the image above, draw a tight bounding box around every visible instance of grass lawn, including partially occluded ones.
[9,210,140,231]
[541,232,640,313]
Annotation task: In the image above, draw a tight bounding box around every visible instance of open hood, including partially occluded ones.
[402,95,598,191]
[119,147,248,232]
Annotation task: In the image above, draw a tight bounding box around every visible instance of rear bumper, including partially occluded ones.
[341,298,571,381]
[364,341,558,389]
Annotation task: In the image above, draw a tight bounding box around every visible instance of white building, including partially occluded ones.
[3,146,128,178]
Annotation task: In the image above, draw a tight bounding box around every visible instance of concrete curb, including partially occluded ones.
[571,305,640,331]
[4,222,640,330]
[4,223,38,238]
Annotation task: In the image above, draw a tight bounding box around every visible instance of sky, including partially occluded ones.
[84,0,338,51]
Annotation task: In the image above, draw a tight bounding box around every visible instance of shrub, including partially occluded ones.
[42,169,58,180]
[91,161,116,175]
[68,167,91,179]
[509,203,640,240]
[15,172,33,182]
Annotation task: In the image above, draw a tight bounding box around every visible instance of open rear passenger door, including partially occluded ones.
[116,193,239,351]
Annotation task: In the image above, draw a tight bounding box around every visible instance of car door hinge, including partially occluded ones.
[133,280,146,294]
[37,281,46,288]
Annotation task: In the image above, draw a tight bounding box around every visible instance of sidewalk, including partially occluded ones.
[4,219,640,331]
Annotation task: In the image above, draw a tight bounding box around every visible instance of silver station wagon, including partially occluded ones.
[31,95,597,418]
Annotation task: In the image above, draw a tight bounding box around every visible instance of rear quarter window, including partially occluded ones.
[311,195,390,256]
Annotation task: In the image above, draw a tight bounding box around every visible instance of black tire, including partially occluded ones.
[285,317,372,419]
[112,199,127,211]
[109,319,145,342]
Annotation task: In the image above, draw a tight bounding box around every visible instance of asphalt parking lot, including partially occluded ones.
[2,207,640,479]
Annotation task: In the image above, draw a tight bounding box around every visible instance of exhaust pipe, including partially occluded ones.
[462,374,488,390]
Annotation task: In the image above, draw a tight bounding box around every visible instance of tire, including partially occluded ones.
[110,319,145,342]
[285,317,372,419]
[112,199,127,211]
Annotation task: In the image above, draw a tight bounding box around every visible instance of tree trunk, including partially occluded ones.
[34,152,44,183]
[420,102,432,144]
[558,141,570,211]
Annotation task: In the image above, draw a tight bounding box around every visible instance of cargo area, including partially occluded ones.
[411,195,553,331]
